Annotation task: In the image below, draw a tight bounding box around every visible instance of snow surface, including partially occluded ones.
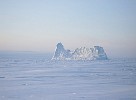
[0,52,136,100]
[52,43,108,60]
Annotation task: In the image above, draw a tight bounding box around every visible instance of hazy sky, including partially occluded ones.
[0,0,136,57]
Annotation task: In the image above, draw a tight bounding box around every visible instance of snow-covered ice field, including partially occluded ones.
[0,52,136,100]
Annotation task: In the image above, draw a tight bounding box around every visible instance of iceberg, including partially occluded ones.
[52,43,108,60]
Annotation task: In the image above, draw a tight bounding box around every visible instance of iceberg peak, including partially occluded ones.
[52,43,108,60]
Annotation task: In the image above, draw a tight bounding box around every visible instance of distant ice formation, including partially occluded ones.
[52,43,108,60]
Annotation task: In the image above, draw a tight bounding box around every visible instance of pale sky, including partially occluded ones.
[0,0,136,58]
